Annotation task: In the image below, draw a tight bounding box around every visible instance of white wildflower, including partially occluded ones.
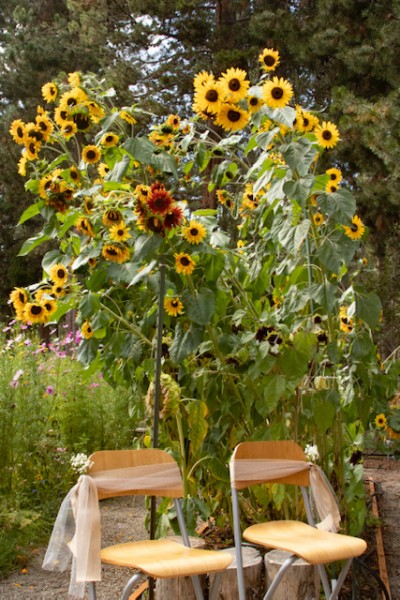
[70,453,94,475]
[304,443,319,462]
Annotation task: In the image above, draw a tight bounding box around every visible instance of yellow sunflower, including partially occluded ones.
[76,217,95,237]
[214,103,250,132]
[97,163,110,178]
[42,298,57,317]
[194,80,223,115]
[103,210,122,227]
[41,81,58,103]
[81,321,94,339]
[9,120,26,144]
[82,145,101,164]
[35,114,53,141]
[314,121,340,149]
[60,121,78,139]
[18,155,28,177]
[51,283,66,298]
[193,71,215,91]
[258,48,280,72]
[343,215,365,240]
[59,87,87,110]
[100,132,120,148]
[49,263,68,286]
[339,306,354,333]
[175,252,196,275]
[109,222,131,242]
[164,297,184,317]
[326,168,342,184]
[86,101,105,123]
[295,110,319,132]
[313,212,325,226]
[23,302,48,324]
[54,106,71,127]
[68,71,81,87]
[247,94,264,114]
[10,287,29,311]
[25,140,41,161]
[167,114,181,129]
[102,243,130,263]
[325,182,338,193]
[219,67,250,103]
[182,220,207,245]
[262,76,293,109]
[375,413,387,429]
[119,110,137,125]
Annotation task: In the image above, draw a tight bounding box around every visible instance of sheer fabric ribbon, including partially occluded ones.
[42,463,182,598]
[230,458,341,532]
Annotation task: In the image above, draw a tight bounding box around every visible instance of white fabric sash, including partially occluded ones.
[230,458,341,533]
[42,463,182,598]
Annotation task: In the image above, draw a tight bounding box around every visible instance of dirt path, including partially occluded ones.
[0,457,399,599]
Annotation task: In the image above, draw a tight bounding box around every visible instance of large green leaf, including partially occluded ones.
[18,233,52,256]
[18,201,44,224]
[123,136,156,163]
[170,325,203,362]
[256,374,287,416]
[187,400,209,455]
[185,288,216,326]
[354,287,382,329]
[313,399,337,433]
[79,291,101,318]
[281,139,316,176]
[317,189,356,223]
[107,154,131,181]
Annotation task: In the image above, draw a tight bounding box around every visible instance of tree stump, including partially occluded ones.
[208,546,263,599]
[155,536,207,598]
[264,550,320,600]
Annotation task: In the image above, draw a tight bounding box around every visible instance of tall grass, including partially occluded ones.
[0,320,140,577]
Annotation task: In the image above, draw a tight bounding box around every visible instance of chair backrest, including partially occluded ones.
[88,448,184,500]
[230,440,310,490]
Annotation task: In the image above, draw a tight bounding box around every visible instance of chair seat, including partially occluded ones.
[243,520,366,565]
[100,538,233,578]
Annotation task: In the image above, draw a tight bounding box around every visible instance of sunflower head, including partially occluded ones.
[175,252,196,275]
[259,48,280,72]
[315,121,340,149]
[262,76,293,109]
[164,297,184,317]
[219,67,250,103]
[343,215,365,241]
[182,220,207,245]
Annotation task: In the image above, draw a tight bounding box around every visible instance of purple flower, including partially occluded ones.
[46,386,55,395]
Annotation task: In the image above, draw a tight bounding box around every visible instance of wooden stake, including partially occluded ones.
[367,477,392,600]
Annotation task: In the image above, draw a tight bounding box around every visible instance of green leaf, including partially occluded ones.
[134,234,163,261]
[185,288,216,326]
[317,189,356,223]
[123,136,156,163]
[354,287,382,329]
[187,400,209,455]
[256,374,287,416]
[313,399,336,433]
[107,154,131,181]
[42,250,68,272]
[128,260,158,286]
[18,201,44,224]
[170,325,203,362]
[151,152,179,178]
[76,338,99,366]
[283,177,314,204]
[18,233,51,256]
[79,292,101,318]
[58,211,79,237]
[281,139,317,176]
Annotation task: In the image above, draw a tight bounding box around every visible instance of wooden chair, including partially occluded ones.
[85,449,232,600]
[230,441,367,600]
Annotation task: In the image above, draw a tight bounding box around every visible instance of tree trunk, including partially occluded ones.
[264,550,320,600]
[208,546,263,599]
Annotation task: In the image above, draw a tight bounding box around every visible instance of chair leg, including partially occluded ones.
[329,558,353,600]
[263,554,298,600]
[120,573,142,600]
[209,572,222,600]
[190,574,205,600]
[88,582,97,600]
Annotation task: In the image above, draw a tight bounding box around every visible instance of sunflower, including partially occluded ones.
[326,168,342,184]
[193,71,215,91]
[214,103,250,132]
[35,114,53,141]
[76,217,95,237]
[343,215,365,240]
[375,413,387,429]
[25,140,41,161]
[100,132,120,148]
[42,298,57,317]
[10,287,29,311]
[134,184,151,202]
[68,71,81,87]
[69,166,80,184]
[102,243,130,263]
[23,302,48,324]
[49,263,68,286]
[34,287,53,302]
[164,297,184,317]
[86,101,105,123]
[386,426,400,440]
[325,182,338,193]
[219,68,250,103]
[60,121,78,139]
[182,220,207,244]
[18,155,27,177]
[147,183,174,215]
[97,163,110,178]
[262,77,293,109]
[109,221,131,242]
[82,145,101,164]
[314,121,340,149]
[247,94,264,114]
[259,48,280,72]
[103,210,122,227]
[175,252,196,275]
[194,80,223,115]
[52,283,66,298]
[59,87,87,110]
[163,206,185,230]
[339,307,354,333]
[9,120,26,144]
[41,82,58,103]
[167,114,181,129]
[295,110,319,133]
[119,110,137,125]
[81,321,94,339]
[54,106,71,127]
[313,212,325,226]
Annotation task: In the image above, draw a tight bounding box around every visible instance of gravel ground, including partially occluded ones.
[0,496,148,599]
